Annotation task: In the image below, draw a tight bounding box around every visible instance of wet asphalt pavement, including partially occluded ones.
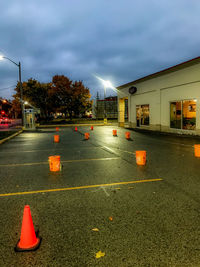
[0,126,199,267]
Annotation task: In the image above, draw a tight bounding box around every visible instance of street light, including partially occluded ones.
[0,55,24,128]
[95,75,115,121]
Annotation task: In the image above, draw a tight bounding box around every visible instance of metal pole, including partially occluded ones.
[18,62,25,128]
[104,85,106,119]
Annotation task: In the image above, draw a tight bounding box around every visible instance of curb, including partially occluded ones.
[0,130,23,145]
[37,123,113,128]
[129,127,200,139]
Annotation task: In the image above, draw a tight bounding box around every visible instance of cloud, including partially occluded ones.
[0,0,200,99]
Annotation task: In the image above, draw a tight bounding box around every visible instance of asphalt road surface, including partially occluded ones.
[0,126,199,267]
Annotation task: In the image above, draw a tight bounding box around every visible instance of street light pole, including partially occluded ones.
[0,56,25,128]
[104,84,106,120]
[18,61,25,128]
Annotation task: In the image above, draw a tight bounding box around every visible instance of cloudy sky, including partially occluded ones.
[0,0,200,99]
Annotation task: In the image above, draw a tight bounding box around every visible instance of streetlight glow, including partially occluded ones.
[94,75,117,121]
[0,55,4,60]
[102,80,114,88]
[95,75,115,90]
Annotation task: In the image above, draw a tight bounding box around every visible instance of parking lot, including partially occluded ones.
[0,126,199,266]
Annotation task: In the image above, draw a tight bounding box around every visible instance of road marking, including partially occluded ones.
[0,178,163,197]
[0,157,120,167]
[0,147,103,154]
[103,146,135,155]
[101,186,110,197]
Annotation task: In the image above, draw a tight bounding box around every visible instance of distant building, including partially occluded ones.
[117,56,200,135]
[94,96,128,119]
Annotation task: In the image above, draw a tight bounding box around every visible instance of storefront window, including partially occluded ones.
[141,105,149,125]
[170,100,196,130]
[182,100,196,130]
[136,104,149,126]
[170,102,181,129]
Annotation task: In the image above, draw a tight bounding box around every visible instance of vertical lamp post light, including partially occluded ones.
[95,76,115,124]
[0,55,25,128]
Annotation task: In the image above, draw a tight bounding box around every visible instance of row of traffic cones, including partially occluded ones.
[56,126,131,140]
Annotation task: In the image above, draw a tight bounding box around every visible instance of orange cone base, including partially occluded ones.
[15,236,42,252]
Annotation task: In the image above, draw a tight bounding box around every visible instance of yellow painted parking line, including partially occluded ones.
[0,147,103,154]
[0,157,120,167]
[0,178,163,197]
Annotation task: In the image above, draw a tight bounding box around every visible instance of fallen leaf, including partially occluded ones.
[96,251,105,258]
[92,228,99,232]
[109,216,113,221]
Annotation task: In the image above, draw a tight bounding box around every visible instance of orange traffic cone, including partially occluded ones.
[91,126,93,130]
[15,205,41,252]
[75,127,78,131]
[56,127,59,131]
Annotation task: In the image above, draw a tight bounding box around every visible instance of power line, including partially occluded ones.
[0,85,16,91]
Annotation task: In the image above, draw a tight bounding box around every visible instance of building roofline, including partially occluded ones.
[117,56,200,89]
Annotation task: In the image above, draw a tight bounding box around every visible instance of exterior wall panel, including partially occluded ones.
[118,59,200,135]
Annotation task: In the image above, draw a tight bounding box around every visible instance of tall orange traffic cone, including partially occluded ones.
[15,205,41,252]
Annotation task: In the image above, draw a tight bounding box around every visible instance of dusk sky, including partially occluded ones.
[0,0,200,100]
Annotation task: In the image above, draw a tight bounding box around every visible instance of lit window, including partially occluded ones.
[136,105,149,126]
[170,100,196,130]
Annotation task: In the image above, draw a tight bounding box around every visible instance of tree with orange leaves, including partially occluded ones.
[50,75,92,119]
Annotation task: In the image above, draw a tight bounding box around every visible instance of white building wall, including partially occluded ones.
[118,62,200,135]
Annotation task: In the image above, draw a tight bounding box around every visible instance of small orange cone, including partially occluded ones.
[15,205,41,252]
[85,133,90,140]
[75,127,78,131]
[49,155,61,171]
[125,132,130,140]
[113,130,117,136]
[91,126,93,130]
[136,151,146,166]
[54,135,60,143]
[194,144,200,157]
